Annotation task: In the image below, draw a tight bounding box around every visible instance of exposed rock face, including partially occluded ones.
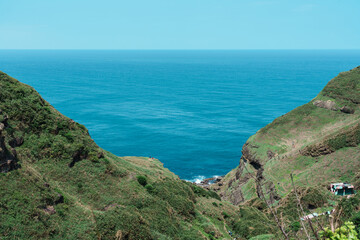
[8,136,24,148]
[229,187,244,205]
[313,101,356,114]
[242,143,262,170]
[213,143,280,206]
[300,143,334,157]
[313,100,338,111]
[301,123,360,157]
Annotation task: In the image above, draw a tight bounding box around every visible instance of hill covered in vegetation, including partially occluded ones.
[212,66,360,238]
[0,71,254,240]
[1,66,360,240]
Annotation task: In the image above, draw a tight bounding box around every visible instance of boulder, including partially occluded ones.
[9,136,24,148]
[267,150,275,159]
[0,130,19,173]
[313,100,338,111]
[43,205,56,215]
[340,106,355,114]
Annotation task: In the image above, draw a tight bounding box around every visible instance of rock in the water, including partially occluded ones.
[313,100,338,111]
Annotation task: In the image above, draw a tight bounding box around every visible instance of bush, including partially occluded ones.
[277,187,327,222]
[153,179,196,218]
[337,196,360,221]
[212,202,218,207]
[351,212,360,234]
[319,221,359,240]
[96,207,152,240]
[222,211,230,218]
[145,184,155,193]
[137,176,147,186]
[105,165,127,178]
[291,221,301,232]
[231,206,276,239]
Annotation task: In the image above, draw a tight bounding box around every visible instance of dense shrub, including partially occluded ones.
[231,206,276,239]
[153,179,196,218]
[351,212,360,234]
[337,195,360,222]
[145,184,154,193]
[319,221,359,240]
[96,207,152,240]
[137,175,147,186]
[222,211,230,218]
[0,72,103,170]
[290,221,301,232]
[278,187,327,222]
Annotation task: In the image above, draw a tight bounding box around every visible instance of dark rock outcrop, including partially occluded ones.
[267,150,275,160]
[68,147,89,168]
[0,115,20,173]
[340,106,355,114]
[229,187,244,205]
[301,123,360,157]
[300,143,334,157]
[8,136,24,148]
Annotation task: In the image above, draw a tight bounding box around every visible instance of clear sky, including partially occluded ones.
[0,0,359,49]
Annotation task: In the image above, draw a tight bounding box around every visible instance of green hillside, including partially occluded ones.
[1,66,360,240]
[214,66,360,238]
[0,71,249,240]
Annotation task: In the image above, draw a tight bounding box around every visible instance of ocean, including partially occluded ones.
[0,50,359,181]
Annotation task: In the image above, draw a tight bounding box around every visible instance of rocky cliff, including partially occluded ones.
[215,66,360,206]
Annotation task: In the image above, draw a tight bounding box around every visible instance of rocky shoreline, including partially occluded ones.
[194,175,224,189]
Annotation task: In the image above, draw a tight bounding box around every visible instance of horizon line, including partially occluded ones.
[1,48,360,51]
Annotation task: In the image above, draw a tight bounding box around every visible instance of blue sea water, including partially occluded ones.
[0,50,359,181]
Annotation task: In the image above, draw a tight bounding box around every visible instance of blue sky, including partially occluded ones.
[0,0,359,49]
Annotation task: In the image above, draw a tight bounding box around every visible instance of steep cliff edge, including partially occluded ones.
[216,66,360,205]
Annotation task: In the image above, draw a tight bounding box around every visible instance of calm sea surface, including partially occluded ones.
[0,50,359,181]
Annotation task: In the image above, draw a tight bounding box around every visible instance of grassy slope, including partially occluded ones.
[208,66,360,239]
[0,71,251,240]
[252,66,360,195]
[216,67,360,224]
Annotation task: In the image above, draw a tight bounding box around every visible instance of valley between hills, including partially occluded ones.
[1,67,360,239]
